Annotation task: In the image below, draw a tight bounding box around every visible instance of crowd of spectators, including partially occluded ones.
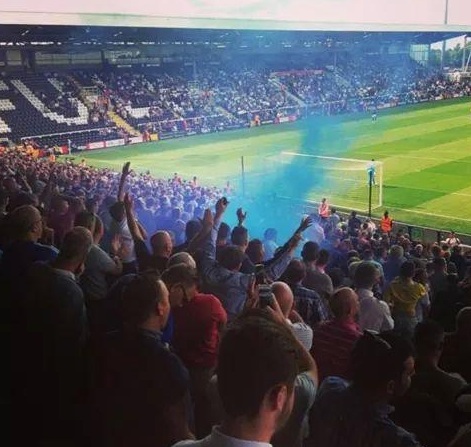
[2,58,470,150]
[2,147,471,447]
[71,59,471,141]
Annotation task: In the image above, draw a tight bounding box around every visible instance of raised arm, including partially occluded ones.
[236,207,247,227]
[264,216,312,280]
[117,161,131,202]
[123,193,145,243]
[186,208,213,255]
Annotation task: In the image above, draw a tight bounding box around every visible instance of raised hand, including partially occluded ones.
[122,161,131,178]
[245,276,259,310]
[236,207,247,225]
[215,197,229,217]
[297,215,313,233]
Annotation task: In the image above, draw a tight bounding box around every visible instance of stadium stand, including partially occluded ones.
[2,27,471,447]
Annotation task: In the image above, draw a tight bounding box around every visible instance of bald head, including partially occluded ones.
[272,281,294,318]
[167,251,197,269]
[330,287,359,321]
[9,204,42,241]
[151,231,173,258]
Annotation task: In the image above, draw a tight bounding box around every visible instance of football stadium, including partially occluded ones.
[3,2,471,447]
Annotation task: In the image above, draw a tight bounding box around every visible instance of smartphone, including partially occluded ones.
[259,284,273,308]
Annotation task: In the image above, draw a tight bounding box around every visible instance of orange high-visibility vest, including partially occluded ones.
[381,217,393,233]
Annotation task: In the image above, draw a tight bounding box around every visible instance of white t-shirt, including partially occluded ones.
[356,288,394,333]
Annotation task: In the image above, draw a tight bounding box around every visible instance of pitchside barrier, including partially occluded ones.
[299,202,471,247]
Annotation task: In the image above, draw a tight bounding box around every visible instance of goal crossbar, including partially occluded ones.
[240,152,384,213]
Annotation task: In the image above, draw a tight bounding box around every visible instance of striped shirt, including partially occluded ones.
[311,319,362,383]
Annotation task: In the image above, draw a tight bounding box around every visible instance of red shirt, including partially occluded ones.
[172,293,227,369]
[311,319,362,383]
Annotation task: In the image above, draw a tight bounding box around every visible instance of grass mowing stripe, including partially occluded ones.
[80,98,471,234]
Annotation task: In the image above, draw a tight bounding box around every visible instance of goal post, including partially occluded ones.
[240,152,383,213]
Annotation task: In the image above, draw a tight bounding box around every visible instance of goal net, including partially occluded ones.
[239,151,383,213]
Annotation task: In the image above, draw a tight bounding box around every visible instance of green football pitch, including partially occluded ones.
[80,97,471,234]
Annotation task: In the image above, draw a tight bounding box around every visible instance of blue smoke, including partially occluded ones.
[227,115,352,242]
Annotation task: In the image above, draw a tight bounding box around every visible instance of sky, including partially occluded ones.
[1,0,471,26]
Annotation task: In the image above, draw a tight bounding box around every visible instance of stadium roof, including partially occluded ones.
[0,25,467,47]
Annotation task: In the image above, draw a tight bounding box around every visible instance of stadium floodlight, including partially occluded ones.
[240,152,383,214]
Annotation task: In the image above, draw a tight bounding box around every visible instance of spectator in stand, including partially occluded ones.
[48,195,84,248]
[354,261,394,333]
[272,281,314,350]
[302,243,334,301]
[174,220,203,254]
[174,307,318,447]
[245,238,265,265]
[123,192,175,273]
[449,245,467,281]
[88,272,193,447]
[347,210,362,237]
[429,257,449,301]
[308,331,419,447]
[440,307,471,383]
[12,227,92,447]
[413,268,431,323]
[458,267,471,307]
[430,266,462,332]
[75,212,123,301]
[361,248,385,287]
[280,259,329,328]
[75,212,123,333]
[394,320,467,447]
[134,198,156,236]
[197,200,310,320]
[263,227,279,261]
[324,207,340,237]
[149,231,174,270]
[166,253,196,271]
[161,262,227,438]
[318,197,330,221]
[0,204,58,287]
[445,231,461,247]
[381,210,393,235]
[310,287,362,382]
[230,208,255,274]
[383,245,406,285]
[384,261,426,340]
[305,214,325,245]
[414,320,467,403]
[215,222,231,261]
[411,243,428,268]
[107,163,149,274]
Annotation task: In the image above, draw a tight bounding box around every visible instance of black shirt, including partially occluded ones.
[88,328,190,447]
